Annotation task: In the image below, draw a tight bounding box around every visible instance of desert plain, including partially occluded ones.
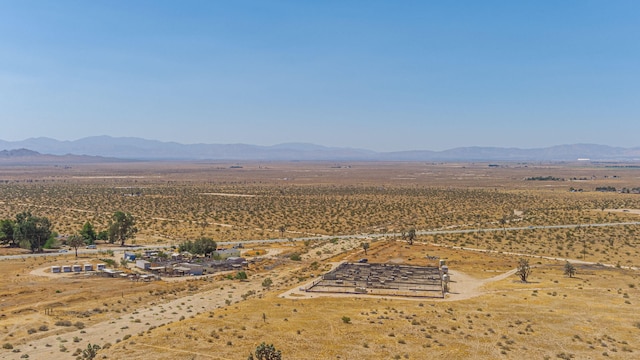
[1,161,640,359]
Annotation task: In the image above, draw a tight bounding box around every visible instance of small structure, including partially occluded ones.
[149,265,166,274]
[51,266,61,273]
[101,268,123,277]
[139,274,157,282]
[136,260,151,270]
[62,265,72,273]
[174,263,204,276]
[226,256,246,265]
[72,264,82,272]
[184,263,204,276]
[123,252,136,261]
[84,264,93,272]
[143,250,158,258]
[96,263,106,271]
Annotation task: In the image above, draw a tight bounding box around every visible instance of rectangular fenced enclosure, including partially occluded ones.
[307,262,444,298]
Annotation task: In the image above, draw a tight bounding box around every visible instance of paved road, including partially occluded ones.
[2,221,639,261]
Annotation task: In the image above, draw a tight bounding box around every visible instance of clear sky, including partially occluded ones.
[1,1,638,151]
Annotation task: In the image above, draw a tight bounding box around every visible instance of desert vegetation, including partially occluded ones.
[1,161,640,359]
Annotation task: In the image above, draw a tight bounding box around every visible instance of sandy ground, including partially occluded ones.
[5,270,281,360]
[5,247,297,359]
[7,240,518,359]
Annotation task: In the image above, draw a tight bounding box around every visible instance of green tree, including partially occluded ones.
[80,221,97,244]
[178,237,217,256]
[0,219,16,246]
[42,231,59,249]
[362,242,369,255]
[67,234,86,258]
[194,237,217,256]
[178,240,194,253]
[96,230,109,241]
[262,278,273,288]
[247,342,282,360]
[13,212,52,253]
[516,258,532,282]
[407,228,416,245]
[108,211,137,246]
[564,261,576,278]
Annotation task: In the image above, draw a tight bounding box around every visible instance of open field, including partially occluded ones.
[1,161,640,359]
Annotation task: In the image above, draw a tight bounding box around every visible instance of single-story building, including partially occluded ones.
[174,263,204,276]
[101,268,123,277]
[136,260,151,270]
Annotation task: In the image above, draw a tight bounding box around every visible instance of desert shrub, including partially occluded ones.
[289,253,301,261]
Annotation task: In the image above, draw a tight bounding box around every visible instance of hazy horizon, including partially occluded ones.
[1,135,638,154]
[2,2,639,152]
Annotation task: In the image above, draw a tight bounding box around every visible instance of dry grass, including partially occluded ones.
[1,161,640,359]
[104,243,640,360]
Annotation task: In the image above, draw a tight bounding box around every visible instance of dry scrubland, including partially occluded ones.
[1,161,640,359]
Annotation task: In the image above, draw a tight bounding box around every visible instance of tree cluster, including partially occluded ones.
[0,211,138,253]
[0,212,53,252]
[178,237,217,256]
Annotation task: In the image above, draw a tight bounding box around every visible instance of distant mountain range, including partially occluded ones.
[0,147,122,165]
[1,136,639,162]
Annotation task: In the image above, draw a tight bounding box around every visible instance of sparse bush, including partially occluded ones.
[289,253,302,261]
[248,342,282,360]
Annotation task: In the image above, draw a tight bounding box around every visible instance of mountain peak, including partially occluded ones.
[0,148,41,157]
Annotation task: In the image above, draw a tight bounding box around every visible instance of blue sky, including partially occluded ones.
[1,1,638,151]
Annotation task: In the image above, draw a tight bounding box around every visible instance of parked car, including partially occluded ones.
[358,258,368,263]
[86,244,97,249]
[58,249,68,253]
